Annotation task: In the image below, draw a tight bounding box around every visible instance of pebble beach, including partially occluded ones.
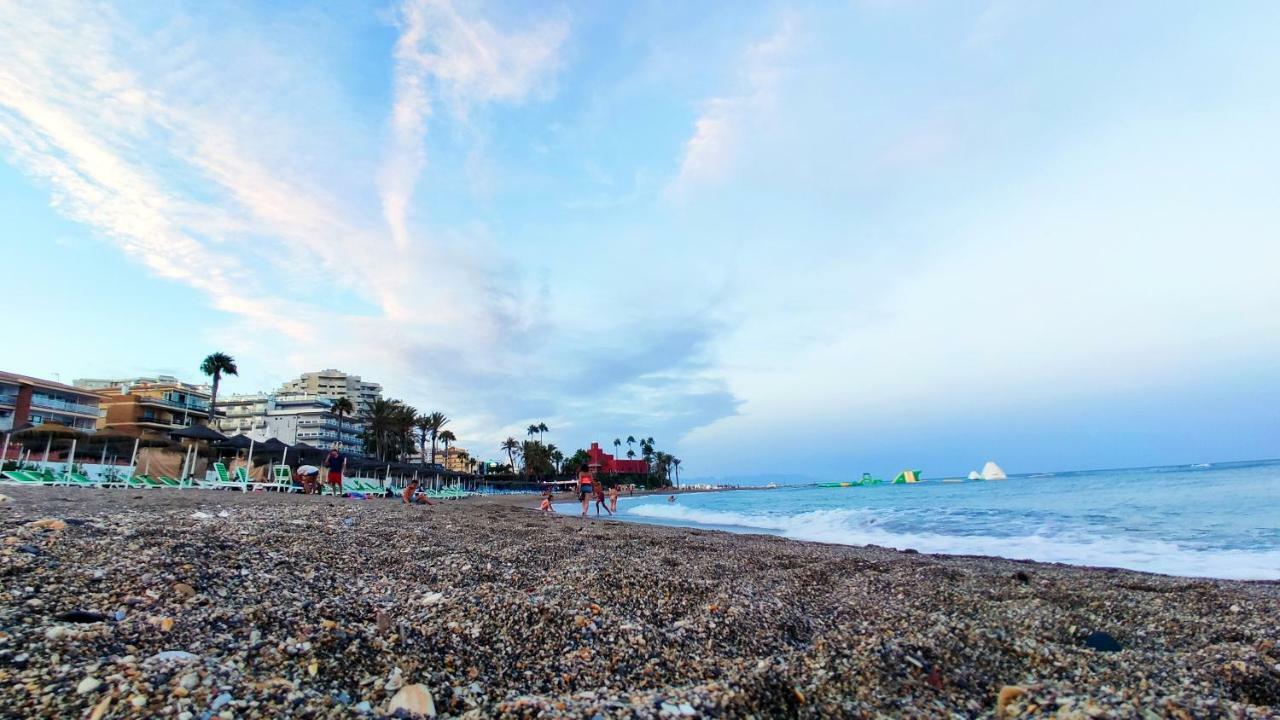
[0,486,1277,719]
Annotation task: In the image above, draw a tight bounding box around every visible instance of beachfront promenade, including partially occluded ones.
[0,485,1276,718]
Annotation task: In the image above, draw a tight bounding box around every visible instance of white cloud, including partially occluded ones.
[380,0,568,249]
[666,18,794,197]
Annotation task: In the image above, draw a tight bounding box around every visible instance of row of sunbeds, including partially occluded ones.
[1,464,475,500]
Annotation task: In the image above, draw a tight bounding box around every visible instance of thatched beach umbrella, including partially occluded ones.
[15,422,86,470]
[1,422,32,468]
[170,425,227,480]
[86,429,137,467]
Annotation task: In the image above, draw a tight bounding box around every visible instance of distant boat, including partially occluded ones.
[967,471,982,480]
[1191,463,1211,469]
[981,461,1007,481]
[765,482,778,488]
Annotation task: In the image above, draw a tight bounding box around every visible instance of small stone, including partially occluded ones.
[56,610,107,623]
[376,610,391,635]
[178,712,193,720]
[45,626,70,640]
[131,695,148,708]
[677,703,696,715]
[18,544,41,555]
[308,661,318,677]
[1084,630,1122,652]
[27,518,67,531]
[0,493,11,502]
[150,650,199,663]
[161,617,175,632]
[997,686,1026,716]
[387,684,436,717]
[354,700,372,713]
[179,672,199,690]
[385,669,404,691]
[174,583,196,598]
[211,692,232,710]
[77,676,102,694]
[88,695,112,720]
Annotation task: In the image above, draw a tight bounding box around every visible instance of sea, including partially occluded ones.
[557,460,1280,580]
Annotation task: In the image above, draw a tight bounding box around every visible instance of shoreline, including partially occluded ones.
[1,486,1276,717]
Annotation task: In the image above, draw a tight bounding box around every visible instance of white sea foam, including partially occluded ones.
[624,504,1280,580]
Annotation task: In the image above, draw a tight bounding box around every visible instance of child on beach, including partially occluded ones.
[539,491,553,512]
[607,485,619,514]
[594,483,612,516]
[401,479,434,505]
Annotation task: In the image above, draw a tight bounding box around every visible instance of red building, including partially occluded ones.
[586,442,648,474]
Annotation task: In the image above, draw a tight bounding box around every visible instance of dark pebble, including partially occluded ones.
[1085,630,1122,652]
[18,544,41,555]
[55,610,108,623]
[64,518,89,526]
[1014,571,1031,584]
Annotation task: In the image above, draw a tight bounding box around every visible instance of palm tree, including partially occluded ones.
[551,448,564,474]
[199,352,238,422]
[501,437,520,475]
[423,411,448,465]
[538,422,549,443]
[672,457,682,488]
[332,397,354,451]
[526,424,540,443]
[626,435,636,455]
[613,437,622,458]
[438,429,456,470]
[455,449,469,474]
[363,398,414,460]
[413,414,432,466]
[626,448,636,461]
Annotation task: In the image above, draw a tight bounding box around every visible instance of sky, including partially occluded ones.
[2,0,1278,480]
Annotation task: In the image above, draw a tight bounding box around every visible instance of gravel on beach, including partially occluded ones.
[0,486,1276,719]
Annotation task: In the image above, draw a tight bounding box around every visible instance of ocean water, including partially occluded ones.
[558,460,1280,580]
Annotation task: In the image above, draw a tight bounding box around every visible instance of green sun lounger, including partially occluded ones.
[1,470,44,485]
[202,463,245,491]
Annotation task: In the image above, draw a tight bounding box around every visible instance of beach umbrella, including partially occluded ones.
[15,423,85,467]
[169,425,226,481]
[1,422,32,468]
[87,430,137,467]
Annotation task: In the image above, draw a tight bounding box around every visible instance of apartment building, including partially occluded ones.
[91,379,216,440]
[277,369,381,414]
[0,370,102,433]
[215,393,362,453]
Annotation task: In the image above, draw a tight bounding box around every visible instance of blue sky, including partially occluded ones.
[2,0,1278,479]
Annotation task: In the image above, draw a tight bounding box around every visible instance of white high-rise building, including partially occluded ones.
[215,392,362,453]
[277,369,381,414]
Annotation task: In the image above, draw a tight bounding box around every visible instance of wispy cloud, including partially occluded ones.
[666,17,794,197]
[380,0,568,249]
[0,0,737,456]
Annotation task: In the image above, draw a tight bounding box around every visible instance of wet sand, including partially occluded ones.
[0,486,1276,718]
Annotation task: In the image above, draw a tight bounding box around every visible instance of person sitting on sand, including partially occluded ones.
[401,478,435,505]
[539,490,553,512]
[607,485,620,514]
[295,464,321,494]
[594,482,612,516]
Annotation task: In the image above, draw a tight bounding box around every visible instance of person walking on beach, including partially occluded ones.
[577,472,594,517]
[607,485,620,514]
[322,448,346,496]
[594,482,612,516]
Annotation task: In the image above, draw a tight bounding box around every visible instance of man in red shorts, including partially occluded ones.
[322,448,347,496]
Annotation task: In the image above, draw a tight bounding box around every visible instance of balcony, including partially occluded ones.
[30,395,100,416]
[138,395,212,413]
[0,393,16,407]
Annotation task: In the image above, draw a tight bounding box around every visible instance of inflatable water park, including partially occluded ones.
[819,461,1009,487]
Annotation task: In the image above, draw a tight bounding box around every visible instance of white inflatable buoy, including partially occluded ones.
[967,471,981,480]
[981,461,1007,480]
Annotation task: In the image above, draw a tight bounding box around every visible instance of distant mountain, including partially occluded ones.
[681,473,820,487]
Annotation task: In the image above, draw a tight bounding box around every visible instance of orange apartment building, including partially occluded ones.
[92,379,220,440]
